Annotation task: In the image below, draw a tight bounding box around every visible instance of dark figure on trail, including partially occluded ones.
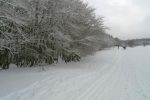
[143,44,146,47]
[117,45,120,49]
[123,46,126,50]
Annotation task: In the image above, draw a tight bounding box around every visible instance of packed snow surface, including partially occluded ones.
[0,46,150,100]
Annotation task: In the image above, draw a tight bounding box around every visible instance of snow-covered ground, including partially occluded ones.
[0,46,150,100]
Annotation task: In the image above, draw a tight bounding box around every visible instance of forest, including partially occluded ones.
[0,0,116,69]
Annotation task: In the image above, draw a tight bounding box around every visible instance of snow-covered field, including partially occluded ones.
[0,46,150,100]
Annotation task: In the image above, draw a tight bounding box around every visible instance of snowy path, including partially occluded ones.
[0,46,150,100]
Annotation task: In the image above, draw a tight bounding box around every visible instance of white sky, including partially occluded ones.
[84,0,150,39]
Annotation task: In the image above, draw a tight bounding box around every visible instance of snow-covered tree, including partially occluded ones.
[0,0,116,69]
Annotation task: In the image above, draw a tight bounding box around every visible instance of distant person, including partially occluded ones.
[117,45,119,49]
[123,46,126,50]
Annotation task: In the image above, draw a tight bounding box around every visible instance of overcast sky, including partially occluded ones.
[84,0,150,39]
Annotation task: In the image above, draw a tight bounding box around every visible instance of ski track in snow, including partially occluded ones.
[0,46,150,100]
